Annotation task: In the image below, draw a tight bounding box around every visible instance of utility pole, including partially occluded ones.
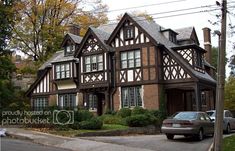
[213,0,227,151]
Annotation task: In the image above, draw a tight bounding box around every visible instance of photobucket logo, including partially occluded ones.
[1,117,50,125]
[52,110,74,125]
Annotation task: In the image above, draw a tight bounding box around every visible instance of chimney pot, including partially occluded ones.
[68,24,80,36]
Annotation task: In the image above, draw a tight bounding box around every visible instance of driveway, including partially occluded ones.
[81,134,213,151]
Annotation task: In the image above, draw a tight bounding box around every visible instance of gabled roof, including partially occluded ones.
[50,51,78,63]
[107,13,177,47]
[175,27,199,45]
[61,33,82,47]
[75,27,114,57]
[39,51,63,70]
[25,68,50,97]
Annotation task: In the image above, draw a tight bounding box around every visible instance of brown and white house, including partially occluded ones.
[26,13,216,115]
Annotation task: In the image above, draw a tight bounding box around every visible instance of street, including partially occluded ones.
[81,134,214,151]
[0,137,71,151]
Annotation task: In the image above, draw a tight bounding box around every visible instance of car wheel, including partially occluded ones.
[197,129,204,141]
[225,124,231,134]
[166,134,174,140]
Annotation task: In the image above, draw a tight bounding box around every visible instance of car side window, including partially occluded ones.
[204,114,211,121]
[225,111,231,117]
[199,114,206,121]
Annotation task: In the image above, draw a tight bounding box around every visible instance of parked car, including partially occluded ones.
[161,111,214,141]
[206,110,235,134]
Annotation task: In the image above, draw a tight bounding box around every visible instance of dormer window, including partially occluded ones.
[65,45,75,55]
[169,32,177,43]
[124,26,134,40]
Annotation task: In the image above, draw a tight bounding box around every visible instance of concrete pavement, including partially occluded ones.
[5,128,153,151]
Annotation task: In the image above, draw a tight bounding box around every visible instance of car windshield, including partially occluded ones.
[206,111,215,117]
[172,112,197,120]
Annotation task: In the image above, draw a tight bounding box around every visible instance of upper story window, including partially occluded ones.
[195,51,203,68]
[65,45,75,55]
[55,63,70,79]
[85,54,103,72]
[121,49,140,69]
[124,26,134,40]
[169,32,177,43]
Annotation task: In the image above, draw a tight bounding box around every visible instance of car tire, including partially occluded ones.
[166,134,174,140]
[197,129,204,141]
[225,124,231,134]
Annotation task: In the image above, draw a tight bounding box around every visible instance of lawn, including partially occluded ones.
[223,135,235,151]
[39,124,129,137]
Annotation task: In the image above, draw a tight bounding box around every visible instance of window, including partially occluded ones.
[88,94,98,110]
[55,63,70,79]
[169,32,176,43]
[33,97,48,110]
[121,86,142,108]
[85,54,103,72]
[121,50,141,69]
[124,26,134,39]
[65,45,75,55]
[58,94,76,109]
[201,91,206,106]
[195,51,203,68]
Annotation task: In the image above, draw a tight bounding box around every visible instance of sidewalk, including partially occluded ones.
[5,128,153,151]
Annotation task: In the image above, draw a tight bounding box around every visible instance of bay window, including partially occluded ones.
[55,63,70,79]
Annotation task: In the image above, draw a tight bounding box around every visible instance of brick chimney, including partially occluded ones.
[202,27,212,64]
[68,24,80,36]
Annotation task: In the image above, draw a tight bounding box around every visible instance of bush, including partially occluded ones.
[74,110,93,122]
[100,115,122,125]
[104,109,116,115]
[149,109,166,122]
[70,121,80,130]
[117,108,131,118]
[126,114,149,127]
[79,117,103,130]
[131,107,147,115]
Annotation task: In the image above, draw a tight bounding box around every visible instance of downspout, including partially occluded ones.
[110,52,116,111]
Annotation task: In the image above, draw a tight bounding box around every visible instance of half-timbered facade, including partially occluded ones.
[26,27,83,110]
[27,13,216,115]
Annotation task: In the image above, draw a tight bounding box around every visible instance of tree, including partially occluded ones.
[0,0,14,55]
[11,0,108,63]
[0,0,16,109]
[116,10,153,21]
[211,46,218,69]
[224,76,235,111]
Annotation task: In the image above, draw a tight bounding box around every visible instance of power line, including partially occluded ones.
[92,0,188,14]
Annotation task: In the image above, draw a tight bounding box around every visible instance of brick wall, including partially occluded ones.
[143,84,160,110]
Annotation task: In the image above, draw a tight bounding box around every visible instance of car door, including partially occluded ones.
[203,113,214,134]
[227,111,235,130]
[198,113,209,134]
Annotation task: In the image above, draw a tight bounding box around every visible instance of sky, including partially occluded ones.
[102,0,235,76]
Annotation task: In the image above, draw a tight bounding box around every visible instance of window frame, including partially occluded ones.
[121,86,142,108]
[65,44,75,55]
[120,49,141,69]
[88,94,98,111]
[84,54,103,72]
[33,97,48,110]
[58,93,76,109]
[55,63,71,79]
[124,25,135,40]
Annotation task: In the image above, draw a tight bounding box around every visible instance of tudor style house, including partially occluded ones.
[26,13,216,115]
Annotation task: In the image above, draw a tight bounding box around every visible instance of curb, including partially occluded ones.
[5,131,33,141]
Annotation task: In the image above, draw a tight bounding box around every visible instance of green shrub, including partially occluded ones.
[126,114,149,127]
[70,121,80,130]
[74,110,93,122]
[149,109,166,122]
[101,115,122,125]
[144,113,158,126]
[117,108,131,118]
[79,117,103,130]
[104,109,116,115]
[131,107,147,115]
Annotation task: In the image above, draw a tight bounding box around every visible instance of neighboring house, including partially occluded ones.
[26,13,216,115]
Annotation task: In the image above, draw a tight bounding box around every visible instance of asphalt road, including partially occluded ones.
[0,137,71,151]
[82,134,214,151]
